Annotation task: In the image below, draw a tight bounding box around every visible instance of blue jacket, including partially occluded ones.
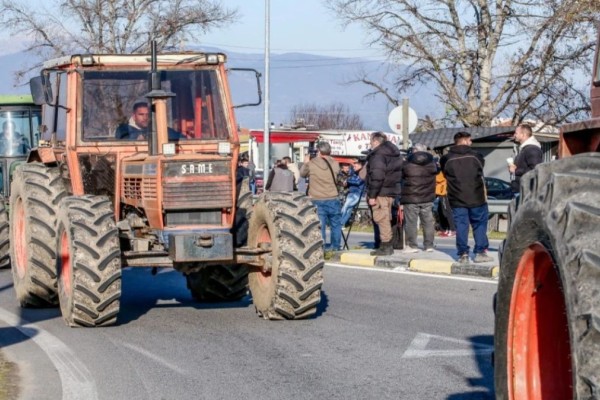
[346,170,365,195]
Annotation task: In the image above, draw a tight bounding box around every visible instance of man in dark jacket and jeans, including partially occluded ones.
[366,132,403,256]
[440,132,493,264]
[401,143,437,253]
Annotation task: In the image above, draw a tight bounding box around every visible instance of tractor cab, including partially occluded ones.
[0,95,40,199]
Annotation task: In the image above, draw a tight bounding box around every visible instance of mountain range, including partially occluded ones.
[0,48,440,131]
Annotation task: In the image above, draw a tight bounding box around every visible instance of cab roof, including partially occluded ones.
[42,53,227,69]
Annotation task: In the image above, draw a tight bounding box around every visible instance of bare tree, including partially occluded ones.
[327,0,599,127]
[288,102,365,130]
[0,0,239,82]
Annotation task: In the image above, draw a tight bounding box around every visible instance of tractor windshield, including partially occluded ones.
[81,69,231,142]
[0,109,40,156]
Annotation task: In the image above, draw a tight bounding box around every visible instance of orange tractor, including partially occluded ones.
[494,30,600,398]
[9,45,325,327]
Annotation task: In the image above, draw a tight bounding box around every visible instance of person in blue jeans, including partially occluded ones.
[299,142,342,251]
[340,159,365,227]
[440,132,493,264]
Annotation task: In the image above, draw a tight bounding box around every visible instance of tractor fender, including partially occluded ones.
[26,147,58,165]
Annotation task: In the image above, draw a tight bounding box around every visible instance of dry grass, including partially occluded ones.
[0,352,19,400]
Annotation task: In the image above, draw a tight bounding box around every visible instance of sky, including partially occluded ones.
[200,0,383,58]
[0,0,385,60]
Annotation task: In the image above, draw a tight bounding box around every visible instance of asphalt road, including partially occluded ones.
[0,262,497,400]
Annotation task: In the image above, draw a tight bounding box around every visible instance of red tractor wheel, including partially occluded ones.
[247,192,324,320]
[56,196,121,327]
[9,163,66,307]
[495,154,600,399]
[0,200,9,269]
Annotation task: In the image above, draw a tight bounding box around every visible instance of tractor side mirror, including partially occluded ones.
[229,68,262,108]
[29,75,53,105]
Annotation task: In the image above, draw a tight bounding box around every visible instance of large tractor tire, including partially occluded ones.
[247,192,324,320]
[56,195,121,327]
[10,163,67,307]
[0,201,9,269]
[495,153,600,399]
[186,265,248,302]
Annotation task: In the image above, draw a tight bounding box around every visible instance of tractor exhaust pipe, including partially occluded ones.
[146,41,174,156]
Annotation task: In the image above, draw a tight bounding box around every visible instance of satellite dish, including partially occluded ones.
[388,106,418,135]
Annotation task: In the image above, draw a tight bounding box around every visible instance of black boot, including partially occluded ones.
[370,241,394,256]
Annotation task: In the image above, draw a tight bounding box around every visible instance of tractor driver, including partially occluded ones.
[115,101,185,141]
[115,101,150,140]
[0,121,30,156]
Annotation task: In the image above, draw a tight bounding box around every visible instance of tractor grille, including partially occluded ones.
[164,210,222,226]
[122,177,142,199]
[143,179,157,199]
[163,181,233,209]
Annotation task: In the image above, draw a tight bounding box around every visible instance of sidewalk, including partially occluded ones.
[330,246,499,278]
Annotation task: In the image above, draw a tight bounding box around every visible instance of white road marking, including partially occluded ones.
[402,332,494,359]
[121,342,187,375]
[0,307,98,400]
[325,262,498,285]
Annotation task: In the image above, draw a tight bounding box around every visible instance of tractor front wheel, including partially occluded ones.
[247,192,324,320]
[56,196,121,327]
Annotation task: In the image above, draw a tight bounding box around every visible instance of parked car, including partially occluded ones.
[485,177,514,200]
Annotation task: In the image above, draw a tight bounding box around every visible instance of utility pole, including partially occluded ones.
[402,98,409,151]
[262,0,271,173]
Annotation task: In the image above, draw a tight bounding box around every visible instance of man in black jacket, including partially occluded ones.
[401,143,437,253]
[366,132,403,256]
[440,132,492,264]
[508,124,543,193]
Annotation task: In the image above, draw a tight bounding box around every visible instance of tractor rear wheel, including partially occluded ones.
[495,153,600,399]
[56,196,121,327]
[10,163,67,307]
[0,200,9,269]
[247,192,324,320]
[186,265,248,302]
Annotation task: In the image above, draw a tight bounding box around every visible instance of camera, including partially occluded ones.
[308,149,318,159]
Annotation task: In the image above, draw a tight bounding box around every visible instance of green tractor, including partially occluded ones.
[0,94,41,268]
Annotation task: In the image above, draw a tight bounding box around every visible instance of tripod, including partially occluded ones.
[341,184,366,250]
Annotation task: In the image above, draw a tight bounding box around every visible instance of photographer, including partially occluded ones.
[300,142,342,251]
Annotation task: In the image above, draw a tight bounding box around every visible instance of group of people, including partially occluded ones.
[239,124,544,262]
[299,126,543,263]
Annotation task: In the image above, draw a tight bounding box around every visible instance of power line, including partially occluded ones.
[199,41,382,54]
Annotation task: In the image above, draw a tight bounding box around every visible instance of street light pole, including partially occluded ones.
[262,0,271,173]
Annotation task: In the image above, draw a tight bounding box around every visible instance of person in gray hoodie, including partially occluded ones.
[509,124,543,193]
[300,142,342,251]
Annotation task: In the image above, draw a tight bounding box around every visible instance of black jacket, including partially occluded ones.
[512,142,543,192]
[401,151,437,204]
[440,145,486,208]
[366,141,403,198]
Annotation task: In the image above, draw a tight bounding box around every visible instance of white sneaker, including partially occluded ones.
[402,246,419,253]
[424,248,434,253]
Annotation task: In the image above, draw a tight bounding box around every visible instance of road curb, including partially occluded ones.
[335,251,499,278]
[339,252,377,267]
[408,259,453,274]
